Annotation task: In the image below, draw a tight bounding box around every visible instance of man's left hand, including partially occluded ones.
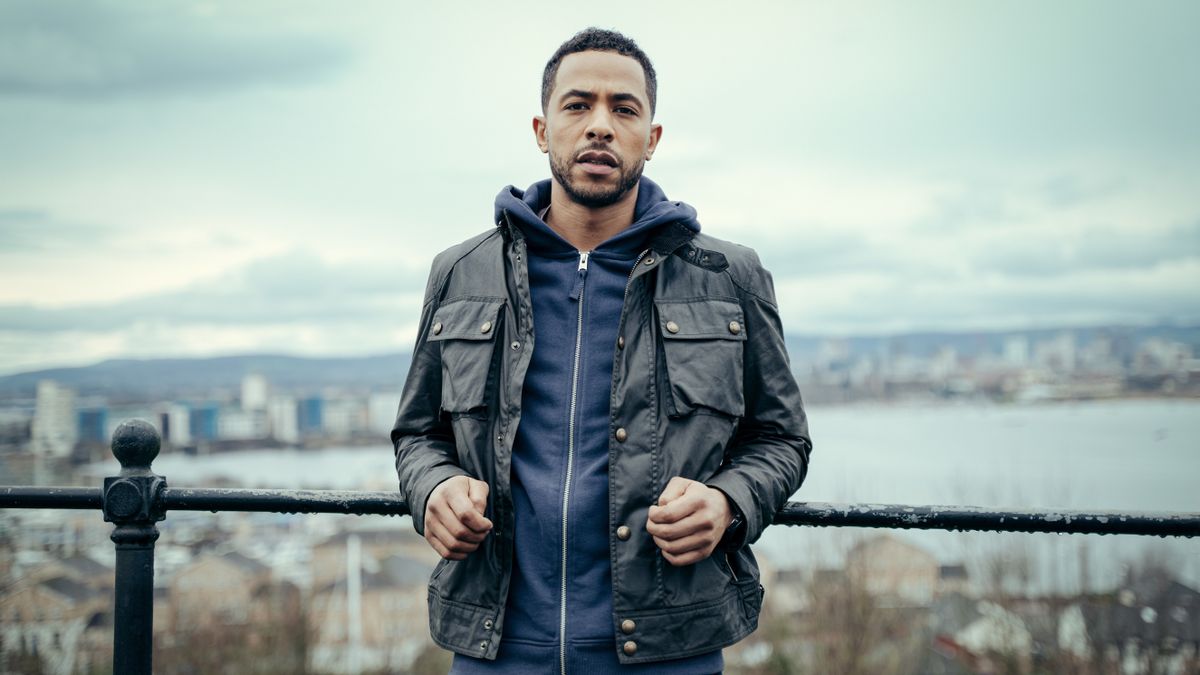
[646,476,733,566]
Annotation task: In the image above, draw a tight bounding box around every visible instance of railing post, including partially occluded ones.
[102,419,166,675]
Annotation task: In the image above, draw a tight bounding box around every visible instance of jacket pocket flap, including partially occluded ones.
[428,298,504,342]
[654,298,746,418]
[655,298,746,341]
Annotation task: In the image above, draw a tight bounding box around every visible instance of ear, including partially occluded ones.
[644,122,663,161]
[532,115,549,153]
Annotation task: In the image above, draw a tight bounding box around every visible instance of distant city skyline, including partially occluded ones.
[2,1,1198,374]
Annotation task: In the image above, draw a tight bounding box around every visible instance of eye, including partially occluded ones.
[565,102,589,111]
[615,106,638,116]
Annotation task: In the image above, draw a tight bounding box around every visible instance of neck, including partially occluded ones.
[544,180,639,252]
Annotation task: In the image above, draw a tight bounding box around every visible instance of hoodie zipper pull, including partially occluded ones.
[569,251,589,301]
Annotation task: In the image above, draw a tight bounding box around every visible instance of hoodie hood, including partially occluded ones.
[494,176,700,256]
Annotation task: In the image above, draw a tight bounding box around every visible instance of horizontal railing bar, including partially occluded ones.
[0,486,102,509]
[3,486,1198,537]
[161,487,409,516]
[779,502,1200,537]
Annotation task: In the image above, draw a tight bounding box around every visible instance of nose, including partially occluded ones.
[585,108,615,143]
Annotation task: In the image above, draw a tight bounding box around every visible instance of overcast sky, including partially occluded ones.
[1,1,1197,375]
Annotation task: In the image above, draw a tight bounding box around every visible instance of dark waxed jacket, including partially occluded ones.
[392,209,812,665]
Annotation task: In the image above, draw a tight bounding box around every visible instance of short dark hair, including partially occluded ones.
[541,28,658,117]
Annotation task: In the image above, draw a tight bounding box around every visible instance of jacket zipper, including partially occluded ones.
[560,250,588,675]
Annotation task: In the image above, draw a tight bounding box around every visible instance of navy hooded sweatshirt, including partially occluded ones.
[449,177,722,675]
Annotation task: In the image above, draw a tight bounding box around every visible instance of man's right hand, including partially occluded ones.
[424,476,493,560]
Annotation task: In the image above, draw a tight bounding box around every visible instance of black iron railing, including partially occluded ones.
[2,418,1198,675]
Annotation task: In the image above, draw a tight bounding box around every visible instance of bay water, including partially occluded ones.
[87,398,1199,593]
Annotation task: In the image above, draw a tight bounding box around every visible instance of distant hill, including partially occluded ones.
[784,323,1200,363]
[0,353,411,398]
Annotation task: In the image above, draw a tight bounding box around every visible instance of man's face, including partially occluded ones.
[535,50,662,209]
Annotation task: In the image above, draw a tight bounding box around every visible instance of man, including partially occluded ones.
[393,28,811,674]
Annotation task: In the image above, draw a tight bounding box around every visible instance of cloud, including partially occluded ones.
[776,259,1200,335]
[971,220,1200,279]
[710,164,1200,334]
[0,208,112,251]
[0,1,350,99]
[0,250,428,333]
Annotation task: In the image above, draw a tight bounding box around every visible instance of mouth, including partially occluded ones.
[576,150,619,176]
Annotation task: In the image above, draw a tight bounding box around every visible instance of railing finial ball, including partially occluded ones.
[111,419,161,470]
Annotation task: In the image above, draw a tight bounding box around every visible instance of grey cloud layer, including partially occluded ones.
[0,2,350,99]
[973,220,1200,278]
[0,252,427,332]
[803,273,1200,330]
[0,209,112,251]
[748,205,1200,281]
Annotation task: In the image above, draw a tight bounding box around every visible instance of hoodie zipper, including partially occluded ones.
[560,250,588,675]
[558,249,648,674]
[568,251,589,300]
[623,250,649,302]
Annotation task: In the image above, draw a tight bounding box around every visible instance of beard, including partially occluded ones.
[549,147,644,209]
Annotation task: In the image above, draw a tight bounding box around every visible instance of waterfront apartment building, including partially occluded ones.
[30,380,76,457]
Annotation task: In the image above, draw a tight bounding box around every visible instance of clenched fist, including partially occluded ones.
[646,476,734,566]
[424,476,493,560]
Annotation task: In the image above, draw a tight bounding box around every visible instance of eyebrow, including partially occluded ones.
[559,89,645,109]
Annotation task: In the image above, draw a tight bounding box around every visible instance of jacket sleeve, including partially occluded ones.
[392,260,468,536]
[705,253,811,548]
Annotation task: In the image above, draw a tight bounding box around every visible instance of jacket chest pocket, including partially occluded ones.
[655,298,746,418]
[429,298,505,416]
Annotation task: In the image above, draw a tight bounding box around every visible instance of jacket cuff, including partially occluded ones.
[410,465,470,536]
[705,480,754,550]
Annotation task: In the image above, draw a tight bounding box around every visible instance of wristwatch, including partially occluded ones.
[720,509,746,549]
